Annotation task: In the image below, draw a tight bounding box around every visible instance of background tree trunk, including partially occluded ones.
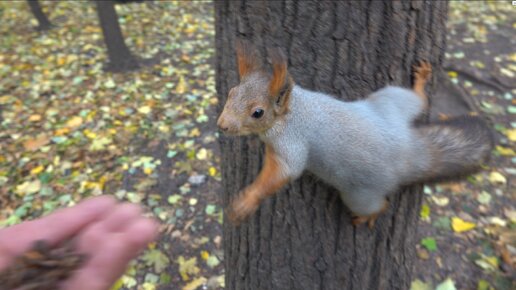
[95,0,139,72]
[26,0,52,31]
[216,1,448,290]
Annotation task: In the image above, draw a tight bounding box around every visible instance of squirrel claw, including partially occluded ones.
[351,200,389,229]
[413,61,432,82]
[352,215,378,229]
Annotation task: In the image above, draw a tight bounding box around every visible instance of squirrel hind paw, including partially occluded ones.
[351,200,389,229]
[413,61,432,82]
[352,215,378,229]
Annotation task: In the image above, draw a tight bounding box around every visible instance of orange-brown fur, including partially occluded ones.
[412,61,432,109]
[217,41,293,136]
[236,39,261,79]
[227,144,289,224]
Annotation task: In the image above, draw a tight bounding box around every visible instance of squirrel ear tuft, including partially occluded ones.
[267,47,288,98]
[236,39,260,79]
[268,47,292,115]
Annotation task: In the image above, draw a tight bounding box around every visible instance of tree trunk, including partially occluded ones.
[215,1,448,290]
[95,0,139,72]
[26,0,52,31]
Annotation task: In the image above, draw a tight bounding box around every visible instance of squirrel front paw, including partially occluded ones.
[226,190,261,225]
[413,60,432,82]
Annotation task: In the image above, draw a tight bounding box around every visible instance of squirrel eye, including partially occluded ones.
[252,108,264,119]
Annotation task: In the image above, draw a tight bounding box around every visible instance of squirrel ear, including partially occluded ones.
[236,39,260,79]
[268,47,288,97]
[268,47,292,115]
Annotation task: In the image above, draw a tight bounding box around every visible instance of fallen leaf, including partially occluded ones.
[507,129,516,141]
[177,256,200,281]
[28,114,42,122]
[488,172,506,185]
[435,278,456,290]
[477,191,492,204]
[495,146,515,156]
[196,148,208,160]
[420,204,430,220]
[30,165,45,175]
[421,237,437,252]
[410,279,432,290]
[431,196,449,207]
[65,116,83,129]
[451,217,476,233]
[182,277,206,290]
[475,255,499,271]
[142,249,170,273]
[138,106,152,114]
[206,255,220,268]
[15,180,42,196]
[23,134,50,151]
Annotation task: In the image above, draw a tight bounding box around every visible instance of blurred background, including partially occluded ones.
[0,1,514,290]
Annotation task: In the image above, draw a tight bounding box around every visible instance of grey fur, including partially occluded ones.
[260,85,492,215]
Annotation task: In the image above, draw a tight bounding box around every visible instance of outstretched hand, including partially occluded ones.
[0,196,159,290]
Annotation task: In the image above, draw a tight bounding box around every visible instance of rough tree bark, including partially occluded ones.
[26,0,52,31]
[216,1,448,290]
[95,0,140,72]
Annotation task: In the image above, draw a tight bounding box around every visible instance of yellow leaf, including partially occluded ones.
[0,95,13,104]
[57,56,66,66]
[177,256,199,281]
[420,204,430,219]
[182,277,207,290]
[15,180,42,196]
[143,167,153,175]
[451,217,476,233]
[208,167,217,177]
[509,53,516,62]
[495,145,515,156]
[66,116,83,129]
[196,148,208,160]
[109,278,123,290]
[30,165,45,175]
[200,251,209,260]
[28,114,42,122]
[138,106,152,114]
[506,129,516,142]
[488,171,506,185]
[189,128,201,137]
[54,128,70,136]
[142,283,156,290]
[83,129,97,139]
[447,71,458,78]
[176,76,187,94]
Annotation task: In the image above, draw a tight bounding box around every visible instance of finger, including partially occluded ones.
[101,203,142,232]
[0,196,116,267]
[61,218,159,290]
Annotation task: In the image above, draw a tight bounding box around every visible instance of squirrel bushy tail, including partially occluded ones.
[414,115,494,183]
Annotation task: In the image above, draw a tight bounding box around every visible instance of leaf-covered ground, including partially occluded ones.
[0,2,222,290]
[0,2,514,290]
[412,3,515,290]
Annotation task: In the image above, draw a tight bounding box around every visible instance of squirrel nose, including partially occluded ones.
[217,117,229,132]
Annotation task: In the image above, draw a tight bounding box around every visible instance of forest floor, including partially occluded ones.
[0,2,514,290]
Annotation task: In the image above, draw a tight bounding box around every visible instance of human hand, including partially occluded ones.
[0,196,159,290]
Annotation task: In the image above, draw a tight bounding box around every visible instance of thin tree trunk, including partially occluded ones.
[216,1,448,289]
[26,0,52,31]
[95,0,139,72]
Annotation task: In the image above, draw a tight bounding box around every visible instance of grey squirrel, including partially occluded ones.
[217,40,493,227]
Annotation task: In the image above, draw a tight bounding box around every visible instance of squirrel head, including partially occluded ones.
[217,40,293,136]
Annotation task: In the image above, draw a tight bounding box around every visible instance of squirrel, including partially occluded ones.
[217,40,494,228]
